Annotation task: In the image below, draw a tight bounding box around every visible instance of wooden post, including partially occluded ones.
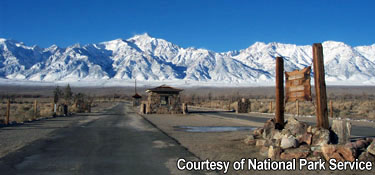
[249,101,251,112]
[313,43,329,129]
[296,100,299,116]
[275,56,284,128]
[330,100,333,118]
[269,101,272,113]
[6,99,10,125]
[34,100,37,119]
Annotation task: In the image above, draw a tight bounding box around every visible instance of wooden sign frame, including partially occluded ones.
[285,66,312,102]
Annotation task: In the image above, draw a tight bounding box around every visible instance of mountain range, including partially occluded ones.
[1,33,375,86]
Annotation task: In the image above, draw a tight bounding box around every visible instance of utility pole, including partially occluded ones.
[135,79,137,94]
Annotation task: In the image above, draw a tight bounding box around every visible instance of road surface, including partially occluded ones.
[0,103,202,175]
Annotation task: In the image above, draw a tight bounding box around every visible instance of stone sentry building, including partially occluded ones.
[143,85,184,114]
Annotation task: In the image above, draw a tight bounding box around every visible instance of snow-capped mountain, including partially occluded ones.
[0,34,374,86]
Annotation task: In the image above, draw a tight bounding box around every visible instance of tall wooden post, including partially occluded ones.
[330,100,333,118]
[296,100,299,116]
[275,57,284,128]
[6,99,10,125]
[313,43,329,129]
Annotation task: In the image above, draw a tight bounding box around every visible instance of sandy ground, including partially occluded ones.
[141,110,375,175]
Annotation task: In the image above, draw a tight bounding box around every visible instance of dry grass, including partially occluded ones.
[0,100,53,123]
[0,97,126,124]
[1,85,374,122]
[188,98,375,121]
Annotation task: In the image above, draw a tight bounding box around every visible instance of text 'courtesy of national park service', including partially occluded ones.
[176,158,374,174]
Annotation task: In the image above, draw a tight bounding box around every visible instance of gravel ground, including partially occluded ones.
[142,111,375,175]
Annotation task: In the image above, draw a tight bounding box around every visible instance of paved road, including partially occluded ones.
[198,111,375,138]
[0,103,200,175]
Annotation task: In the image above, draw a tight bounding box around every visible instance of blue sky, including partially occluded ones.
[1,0,374,52]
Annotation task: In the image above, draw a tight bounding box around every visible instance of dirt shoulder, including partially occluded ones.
[141,111,375,175]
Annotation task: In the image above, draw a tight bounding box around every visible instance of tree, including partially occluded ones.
[53,86,63,103]
[191,94,196,104]
[64,84,73,104]
[74,92,85,112]
[208,92,212,101]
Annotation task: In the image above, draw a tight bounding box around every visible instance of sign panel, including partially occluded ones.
[285,66,312,102]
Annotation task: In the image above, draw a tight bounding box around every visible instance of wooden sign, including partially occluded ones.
[285,66,312,102]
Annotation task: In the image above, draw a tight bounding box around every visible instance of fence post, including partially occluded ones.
[313,43,329,129]
[34,100,37,119]
[296,100,299,116]
[275,56,284,128]
[6,99,10,125]
[269,101,272,113]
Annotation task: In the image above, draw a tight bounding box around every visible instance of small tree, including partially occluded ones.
[64,84,73,105]
[53,86,63,103]
[208,92,212,102]
[74,93,85,112]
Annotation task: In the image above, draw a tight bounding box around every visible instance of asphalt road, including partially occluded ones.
[0,103,200,175]
[198,111,375,138]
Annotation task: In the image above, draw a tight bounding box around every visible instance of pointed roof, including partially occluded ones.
[146,84,183,93]
[132,93,142,99]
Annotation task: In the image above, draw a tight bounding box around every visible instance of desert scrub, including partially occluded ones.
[13,104,34,122]
[39,103,53,118]
[368,111,375,119]
[250,101,270,113]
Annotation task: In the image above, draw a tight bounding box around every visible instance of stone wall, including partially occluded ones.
[182,103,188,115]
[244,116,375,161]
[237,98,251,113]
[331,119,352,144]
[146,92,183,114]
[140,103,146,114]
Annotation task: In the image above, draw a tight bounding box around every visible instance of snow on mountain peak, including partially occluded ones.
[128,33,154,42]
[322,41,352,51]
[100,38,132,51]
[1,35,375,85]
[46,44,59,50]
[0,38,6,43]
